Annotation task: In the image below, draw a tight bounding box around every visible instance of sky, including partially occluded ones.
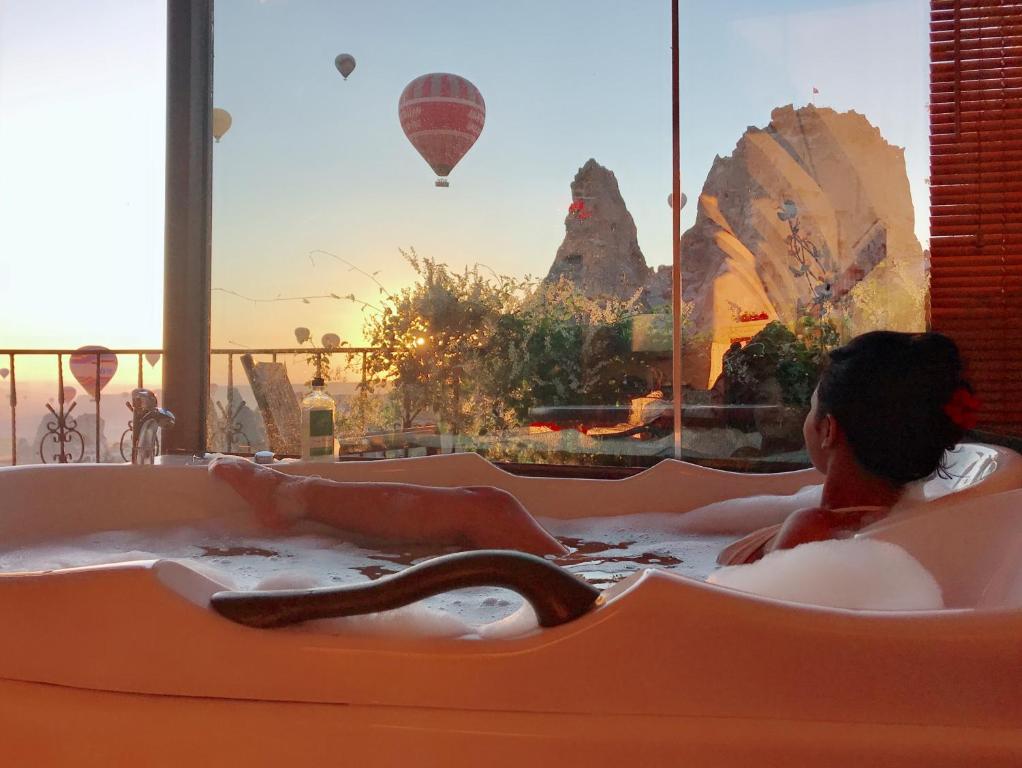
[0,0,928,380]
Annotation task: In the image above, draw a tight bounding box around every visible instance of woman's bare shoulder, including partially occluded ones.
[768,506,834,552]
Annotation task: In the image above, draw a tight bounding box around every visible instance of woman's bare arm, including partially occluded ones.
[673,484,824,535]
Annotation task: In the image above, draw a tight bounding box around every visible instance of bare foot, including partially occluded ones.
[209,458,306,530]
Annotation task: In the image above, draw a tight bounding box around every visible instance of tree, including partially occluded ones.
[359,251,664,438]
[722,321,834,410]
[361,249,526,432]
[474,278,649,429]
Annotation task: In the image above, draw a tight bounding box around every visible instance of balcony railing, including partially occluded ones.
[208,346,380,454]
[0,348,164,465]
[0,346,382,465]
[1,346,810,472]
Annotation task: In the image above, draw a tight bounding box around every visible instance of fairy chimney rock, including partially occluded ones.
[672,105,926,387]
[544,159,652,300]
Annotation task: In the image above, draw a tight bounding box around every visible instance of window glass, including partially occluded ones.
[210,0,675,465]
[210,0,928,470]
[678,0,929,469]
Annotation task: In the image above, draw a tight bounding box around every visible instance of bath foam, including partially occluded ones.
[0,517,732,636]
[708,539,944,610]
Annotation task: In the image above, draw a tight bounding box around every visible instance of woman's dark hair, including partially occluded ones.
[815,331,970,485]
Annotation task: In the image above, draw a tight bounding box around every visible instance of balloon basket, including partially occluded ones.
[435,178,450,188]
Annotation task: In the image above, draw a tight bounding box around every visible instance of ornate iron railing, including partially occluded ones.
[0,348,162,465]
[0,346,382,465]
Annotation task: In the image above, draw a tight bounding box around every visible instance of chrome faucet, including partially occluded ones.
[130,388,175,464]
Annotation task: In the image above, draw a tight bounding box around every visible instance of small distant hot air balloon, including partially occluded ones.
[62,386,77,403]
[212,108,233,143]
[398,73,485,187]
[334,54,356,80]
[668,192,688,210]
[145,352,161,367]
[69,346,118,399]
[0,368,8,380]
[294,327,311,344]
[321,333,340,350]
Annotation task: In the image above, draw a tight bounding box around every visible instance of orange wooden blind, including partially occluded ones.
[931,0,1022,432]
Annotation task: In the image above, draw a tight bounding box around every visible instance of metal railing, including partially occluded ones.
[0,346,383,465]
[0,346,813,473]
[0,348,163,465]
[210,346,380,454]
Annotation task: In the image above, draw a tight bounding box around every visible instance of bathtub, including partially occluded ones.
[1,444,1020,766]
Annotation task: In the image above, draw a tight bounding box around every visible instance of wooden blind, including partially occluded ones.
[931,0,1022,432]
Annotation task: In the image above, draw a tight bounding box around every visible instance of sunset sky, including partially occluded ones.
[0,0,928,381]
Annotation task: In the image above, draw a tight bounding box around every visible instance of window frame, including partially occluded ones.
[162,0,214,456]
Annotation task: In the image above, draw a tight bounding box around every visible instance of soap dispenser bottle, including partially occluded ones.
[300,377,336,461]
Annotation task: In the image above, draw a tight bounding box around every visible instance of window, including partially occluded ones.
[208,1,676,467]
[677,0,931,468]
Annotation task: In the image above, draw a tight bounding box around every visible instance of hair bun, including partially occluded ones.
[910,333,966,395]
[817,331,970,485]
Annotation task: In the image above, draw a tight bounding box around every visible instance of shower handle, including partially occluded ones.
[210,549,602,629]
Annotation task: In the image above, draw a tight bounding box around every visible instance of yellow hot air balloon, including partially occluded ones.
[334,54,356,81]
[212,108,233,143]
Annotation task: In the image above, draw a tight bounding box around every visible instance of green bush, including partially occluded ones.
[722,320,835,408]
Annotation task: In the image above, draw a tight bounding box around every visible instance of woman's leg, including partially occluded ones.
[210,459,567,556]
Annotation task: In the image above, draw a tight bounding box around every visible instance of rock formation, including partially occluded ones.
[673,105,926,387]
[544,159,652,301]
[541,110,926,390]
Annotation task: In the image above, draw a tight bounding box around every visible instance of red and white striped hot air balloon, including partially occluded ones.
[69,346,118,399]
[398,73,485,188]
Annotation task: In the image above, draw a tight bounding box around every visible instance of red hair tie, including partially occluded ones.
[943,387,981,431]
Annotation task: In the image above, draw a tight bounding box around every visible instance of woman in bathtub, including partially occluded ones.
[211,331,979,561]
[715,330,977,564]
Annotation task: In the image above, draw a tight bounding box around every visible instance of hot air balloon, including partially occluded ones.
[145,352,161,367]
[212,108,233,143]
[398,73,485,187]
[69,346,118,399]
[294,327,311,344]
[668,192,688,210]
[62,386,77,403]
[321,333,340,350]
[334,54,356,80]
[0,368,8,380]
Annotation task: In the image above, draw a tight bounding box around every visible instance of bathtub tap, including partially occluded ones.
[130,388,175,464]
